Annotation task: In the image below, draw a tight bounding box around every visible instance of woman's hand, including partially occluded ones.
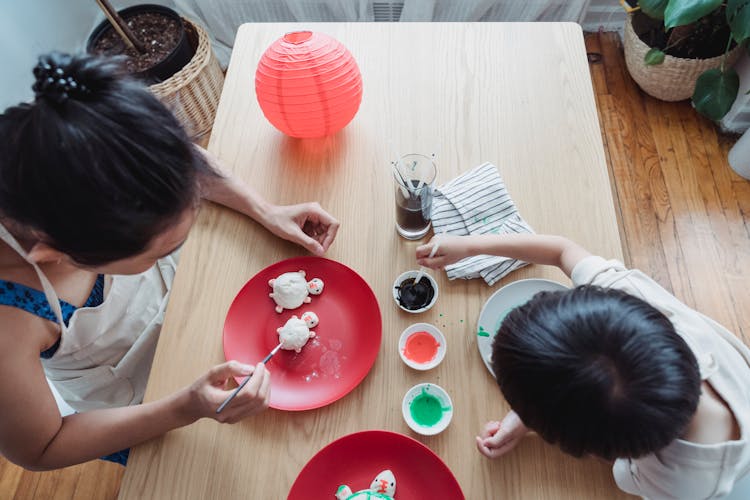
[416,234,472,269]
[194,148,340,255]
[184,361,271,424]
[475,410,529,459]
[264,202,340,255]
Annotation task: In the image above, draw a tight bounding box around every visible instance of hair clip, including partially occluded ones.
[32,61,88,104]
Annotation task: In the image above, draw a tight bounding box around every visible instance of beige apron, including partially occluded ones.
[0,222,176,412]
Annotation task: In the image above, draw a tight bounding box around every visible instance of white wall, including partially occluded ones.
[721,52,750,133]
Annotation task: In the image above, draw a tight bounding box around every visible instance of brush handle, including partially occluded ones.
[215,343,281,413]
[413,240,441,284]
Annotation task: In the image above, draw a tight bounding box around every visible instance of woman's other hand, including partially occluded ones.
[265,202,340,255]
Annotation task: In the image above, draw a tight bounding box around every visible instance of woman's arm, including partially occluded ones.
[416,234,591,277]
[195,147,339,255]
[0,311,269,470]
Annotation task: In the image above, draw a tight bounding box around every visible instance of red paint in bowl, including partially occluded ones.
[403,331,440,364]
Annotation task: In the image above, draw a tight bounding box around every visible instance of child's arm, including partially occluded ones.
[195,146,339,255]
[416,234,591,277]
[475,410,529,459]
[0,313,270,470]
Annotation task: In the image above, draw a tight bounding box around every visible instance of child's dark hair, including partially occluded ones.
[0,52,218,266]
[491,285,701,460]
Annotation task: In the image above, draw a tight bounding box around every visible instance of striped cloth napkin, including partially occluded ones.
[430,162,534,286]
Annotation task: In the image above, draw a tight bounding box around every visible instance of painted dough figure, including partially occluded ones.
[335,470,397,500]
[268,270,324,313]
[308,277,324,295]
[277,311,318,352]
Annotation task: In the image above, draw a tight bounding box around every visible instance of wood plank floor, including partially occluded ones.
[1,31,748,500]
[586,31,749,346]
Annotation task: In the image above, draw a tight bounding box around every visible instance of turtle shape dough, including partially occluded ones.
[268,270,324,313]
[277,312,317,352]
[335,470,396,499]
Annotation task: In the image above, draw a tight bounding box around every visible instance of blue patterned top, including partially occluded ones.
[0,274,105,358]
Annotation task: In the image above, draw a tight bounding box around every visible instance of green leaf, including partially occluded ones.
[692,68,740,120]
[640,0,669,19]
[665,0,722,28]
[727,0,750,43]
[644,48,666,65]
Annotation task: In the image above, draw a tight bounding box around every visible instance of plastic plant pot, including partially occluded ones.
[87,4,195,84]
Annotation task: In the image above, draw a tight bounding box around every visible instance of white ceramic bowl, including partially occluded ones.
[398,323,446,370]
[401,383,453,436]
[392,270,439,313]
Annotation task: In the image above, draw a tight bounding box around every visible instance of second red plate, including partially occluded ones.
[288,430,465,499]
[223,256,382,411]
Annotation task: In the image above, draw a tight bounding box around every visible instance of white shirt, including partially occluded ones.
[571,256,750,499]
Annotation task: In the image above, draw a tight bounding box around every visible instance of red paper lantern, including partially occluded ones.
[255,31,363,138]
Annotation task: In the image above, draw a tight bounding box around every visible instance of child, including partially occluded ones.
[416,233,749,498]
[0,52,339,469]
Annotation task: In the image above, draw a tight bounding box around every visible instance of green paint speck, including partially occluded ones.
[478,326,490,337]
[460,319,464,323]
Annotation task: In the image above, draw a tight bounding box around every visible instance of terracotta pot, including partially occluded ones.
[623,14,743,101]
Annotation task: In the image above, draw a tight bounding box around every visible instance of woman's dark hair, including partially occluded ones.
[491,285,701,461]
[0,52,218,265]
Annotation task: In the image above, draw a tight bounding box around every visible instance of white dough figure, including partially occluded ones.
[268,270,324,313]
[277,315,316,352]
[300,311,319,328]
[335,470,397,499]
[307,278,324,295]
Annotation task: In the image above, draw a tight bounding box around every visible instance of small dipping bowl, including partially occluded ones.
[393,270,439,313]
[402,383,453,435]
[398,323,446,370]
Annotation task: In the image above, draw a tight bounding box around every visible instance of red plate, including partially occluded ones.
[223,256,381,411]
[288,430,465,499]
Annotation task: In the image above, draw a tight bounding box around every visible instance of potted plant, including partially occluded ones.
[87,1,195,84]
[86,0,225,139]
[621,0,750,120]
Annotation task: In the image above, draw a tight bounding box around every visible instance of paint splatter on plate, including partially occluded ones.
[477,278,568,377]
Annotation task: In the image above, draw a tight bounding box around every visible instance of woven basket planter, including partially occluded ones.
[150,18,224,140]
[624,14,743,102]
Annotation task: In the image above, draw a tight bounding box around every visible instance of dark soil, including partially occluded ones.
[92,12,182,74]
[632,8,736,59]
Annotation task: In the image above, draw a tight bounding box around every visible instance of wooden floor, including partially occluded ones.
[586,31,749,346]
[1,31,747,500]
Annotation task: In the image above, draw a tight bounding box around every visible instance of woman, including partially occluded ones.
[0,52,339,470]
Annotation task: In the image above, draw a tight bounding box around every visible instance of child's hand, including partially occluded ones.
[475,410,528,459]
[185,361,271,424]
[416,234,470,269]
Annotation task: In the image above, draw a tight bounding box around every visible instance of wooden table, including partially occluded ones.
[120,23,628,499]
